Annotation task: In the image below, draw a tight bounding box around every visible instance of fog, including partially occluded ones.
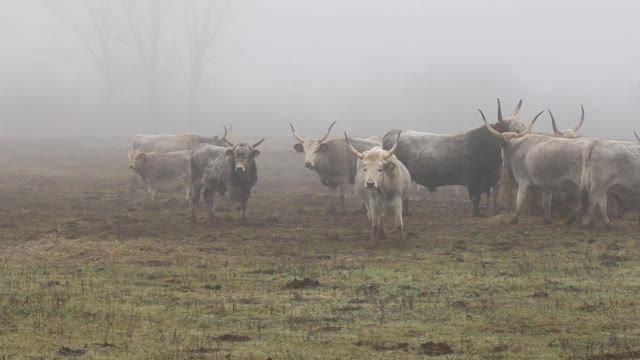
[1,0,640,141]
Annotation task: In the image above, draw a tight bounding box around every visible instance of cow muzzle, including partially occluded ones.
[366,181,376,189]
[129,164,135,169]
[235,165,246,172]
[305,162,315,170]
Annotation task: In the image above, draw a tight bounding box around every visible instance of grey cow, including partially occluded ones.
[131,130,229,154]
[479,108,597,225]
[290,121,381,213]
[190,133,264,223]
[383,99,527,217]
[581,138,640,228]
[129,150,192,202]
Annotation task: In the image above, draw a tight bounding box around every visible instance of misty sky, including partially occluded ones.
[1,0,639,140]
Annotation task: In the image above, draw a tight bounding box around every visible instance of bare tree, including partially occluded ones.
[183,0,231,127]
[44,0,117,106]
[124,0,171,120]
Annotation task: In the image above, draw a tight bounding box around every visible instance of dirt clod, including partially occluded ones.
[202,284,222,290]
[588,351,640,360]
[57,346,86,356]
[420,341,454,355]
[285,278,320,289]
[528,291,549,298]
[214,334,252,342]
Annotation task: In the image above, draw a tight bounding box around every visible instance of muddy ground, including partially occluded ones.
[1,139,639,359]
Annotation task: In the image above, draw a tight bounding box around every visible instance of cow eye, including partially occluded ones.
[363,168,367,172]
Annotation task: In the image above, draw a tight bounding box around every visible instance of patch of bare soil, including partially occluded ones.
[189,347,220,354]
[355,340,409,351]
[285,278,320,289]
[213,334,252,342]
[588,351,640,360]
[420,341,454,356]
[57,346,86,356]
[528,291,549,298]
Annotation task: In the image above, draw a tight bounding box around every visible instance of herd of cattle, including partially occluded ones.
[127,98,640,244]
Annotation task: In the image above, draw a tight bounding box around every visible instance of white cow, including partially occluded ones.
[346,131,411,244]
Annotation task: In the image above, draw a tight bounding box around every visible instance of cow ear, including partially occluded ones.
[293,143,304,152]
[225,149,234,157]
[318,143,329,152]
[383,161,396,171]
[252,149,261,158]
[137,152,146,159]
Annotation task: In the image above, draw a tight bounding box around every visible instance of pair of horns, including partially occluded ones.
[497,98,523,123]
[289,121,337,144]
[479,109,544,138]
[222,126,265,148]
[549,105,585,135]
[344,131,401,160]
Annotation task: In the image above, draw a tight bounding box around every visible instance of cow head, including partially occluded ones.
[131,151,148,171]
[223,130,264,172]
[128,148,140,169]
[289,121,337,170]
[492,99,527,134]
[345,131,400,190]
[549,105,585,139]
[479,108,544,142]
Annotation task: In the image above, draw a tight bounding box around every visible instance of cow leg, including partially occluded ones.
[511,185,529,225]
[597,193,611,229]
[402,197,411,216]
[148,182,157,202]
[468,188,482,217]
[367,198,379,243]
[203,188,215,223]
[541,190,553,224]
[581,190,602,229]
[327,187,337,214]
[565,197,582,225]
[190,183,201,223]
[393,197,405,245]
[184,179,192,205]
[492,184,501,214]
[338,183,347,213]
[240,198,248,221]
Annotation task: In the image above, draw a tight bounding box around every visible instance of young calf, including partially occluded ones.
[345,132,411,244]
[129,150,192,202]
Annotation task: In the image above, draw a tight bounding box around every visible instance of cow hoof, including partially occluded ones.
[604,223,612,231]
[543,218,552,225]
[565,215,577,226]
[509,217,519,225]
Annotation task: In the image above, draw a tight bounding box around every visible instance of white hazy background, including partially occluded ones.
[1,0,639,140]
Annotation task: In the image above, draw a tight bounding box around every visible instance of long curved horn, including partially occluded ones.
[289,122,305,143]
[383,131,402,160]
[479,109,503,139]
[344,132,364,159]
[548,109,560,135]
[223,126,234,146]
[525,111,545,134]
[634,131,640,142]
[573,105,585,133]
[510,99,523,117]
[497,98,504,123]
[319,121,338,143]
[252,138,265,148]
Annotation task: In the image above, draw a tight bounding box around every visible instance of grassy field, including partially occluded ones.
[1,139,640,359]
